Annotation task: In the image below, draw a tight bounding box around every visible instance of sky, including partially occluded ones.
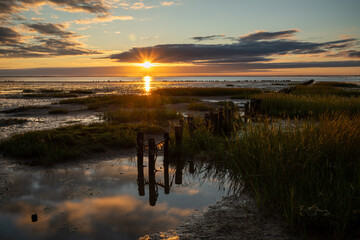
[0,0,360,76]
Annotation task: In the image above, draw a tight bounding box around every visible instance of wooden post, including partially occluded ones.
[187,116,194,134]
[137,132,144,164]
[137,161,145,196]
[179,118,184,127]
[164,159,170,194]
[163,132,169,163]
[175,157,183,185]
[205,113,210,128]
[189,160,195,174]
[219,108,224,131]
[175,125,182,145]
[148,138,157,206]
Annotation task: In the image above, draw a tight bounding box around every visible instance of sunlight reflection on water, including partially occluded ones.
[143,76,151,93]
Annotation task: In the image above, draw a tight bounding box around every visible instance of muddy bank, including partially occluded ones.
[141,194,294,240]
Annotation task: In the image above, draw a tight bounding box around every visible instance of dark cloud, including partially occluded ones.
[25,23,73,36]
[108,36,357,64]
[347,50,360,58]
[191,34,225,42]
[0,25,101,58]
[0,0,108,15]
[240,29,299,42]
[0,27,21,45]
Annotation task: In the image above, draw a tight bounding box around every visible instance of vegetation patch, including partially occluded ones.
[154,87,262,97]
[24,93,79,98]
[187,102,213,111]
[256,93,360,118]
[227,115,360,237]
[48,108,69,114]
[104,108,180,124]
[1,106,49,114]
[0,118,27,127]
[0,123,137,165]
[69,89,94,94]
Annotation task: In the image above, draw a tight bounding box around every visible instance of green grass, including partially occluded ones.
[256,93,360,118]
[187,102,213,111]
[59,94,199,110]
[154,87,263,97]
[0,118,27,127]
[24,93,79,98]
[290,82,360,97]
[103,108,180,124]
[48,108,69,114]
[0,123,137,165]
[217,101,238,110]
[1,106,49,114]
[226,115,360,237]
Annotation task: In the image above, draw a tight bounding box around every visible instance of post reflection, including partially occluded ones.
[143,76,151,92]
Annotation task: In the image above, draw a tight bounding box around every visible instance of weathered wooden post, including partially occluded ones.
[163,132,169,162]
[164,159,170,194]
[175,125,182,146]
[148,138,157,206]
[137,132,144,164]
[136,132,145,196]
[189,160,195,174]
[175,157,183,185]
[219,108,224,132]
[187,116,195,135]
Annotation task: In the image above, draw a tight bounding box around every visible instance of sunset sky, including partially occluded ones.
[0,0,360,76]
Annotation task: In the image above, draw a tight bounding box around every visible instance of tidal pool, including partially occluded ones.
[0,153,231,240]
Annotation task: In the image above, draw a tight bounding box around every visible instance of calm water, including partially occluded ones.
[0,153,231,240]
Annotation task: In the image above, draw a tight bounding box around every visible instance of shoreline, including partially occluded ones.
[141,194,293,240]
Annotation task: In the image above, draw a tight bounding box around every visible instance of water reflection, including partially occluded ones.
[0,153,230,239]
[143,76,151,92]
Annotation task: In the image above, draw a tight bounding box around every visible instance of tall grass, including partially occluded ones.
[187,102,213,111]
[257,93,360,118]
[290,82,360,97]
[154,87,262,97]
[103,108,180,124]
[227,115,360,237]
[0,123,136,165]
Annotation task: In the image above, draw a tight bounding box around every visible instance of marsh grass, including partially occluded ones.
[290,82,360,97]
[0,123,137,165]
[24,93,79,98]
[60,94,199,110]
[0,118,27,127]
[256,93,360,118]
[48,108,69,114]
[154,87,262,97]
[1,106,49,114]
[227,115,360,237]
[104,108,180,124]
[187,102,213,111]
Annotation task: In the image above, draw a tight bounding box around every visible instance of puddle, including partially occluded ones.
[0,155,231,239]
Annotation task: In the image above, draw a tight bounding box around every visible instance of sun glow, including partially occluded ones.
[140,61,154,69]
[143,76,151,92]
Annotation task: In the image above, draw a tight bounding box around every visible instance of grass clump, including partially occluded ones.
[0,118,27,127]
[60,95,165,110]
[24,93,79,98]
[0,123,136,165]
[187,102,213,111]
[290,82,360,97]
[48,108,69,114]
[154,87,262,97]
[1,106,49,114]
[256,93,360,118]
[104,108,180,124]
[227,115,360,237]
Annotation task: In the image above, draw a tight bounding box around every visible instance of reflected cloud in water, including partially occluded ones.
[0,154,230,239]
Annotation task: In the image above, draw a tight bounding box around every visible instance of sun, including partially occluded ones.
[140,61,154,69]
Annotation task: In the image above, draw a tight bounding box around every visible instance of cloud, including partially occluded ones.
[191,34,226,42]
[75,15,134,24]
[0,25,101,58]
[107,36,357,64]
[161,1,174,6]
[347,50,360,58]
[0,0,109,16]
[240,29,299,42]
[24,22,74,36]
[0,26,22,45]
